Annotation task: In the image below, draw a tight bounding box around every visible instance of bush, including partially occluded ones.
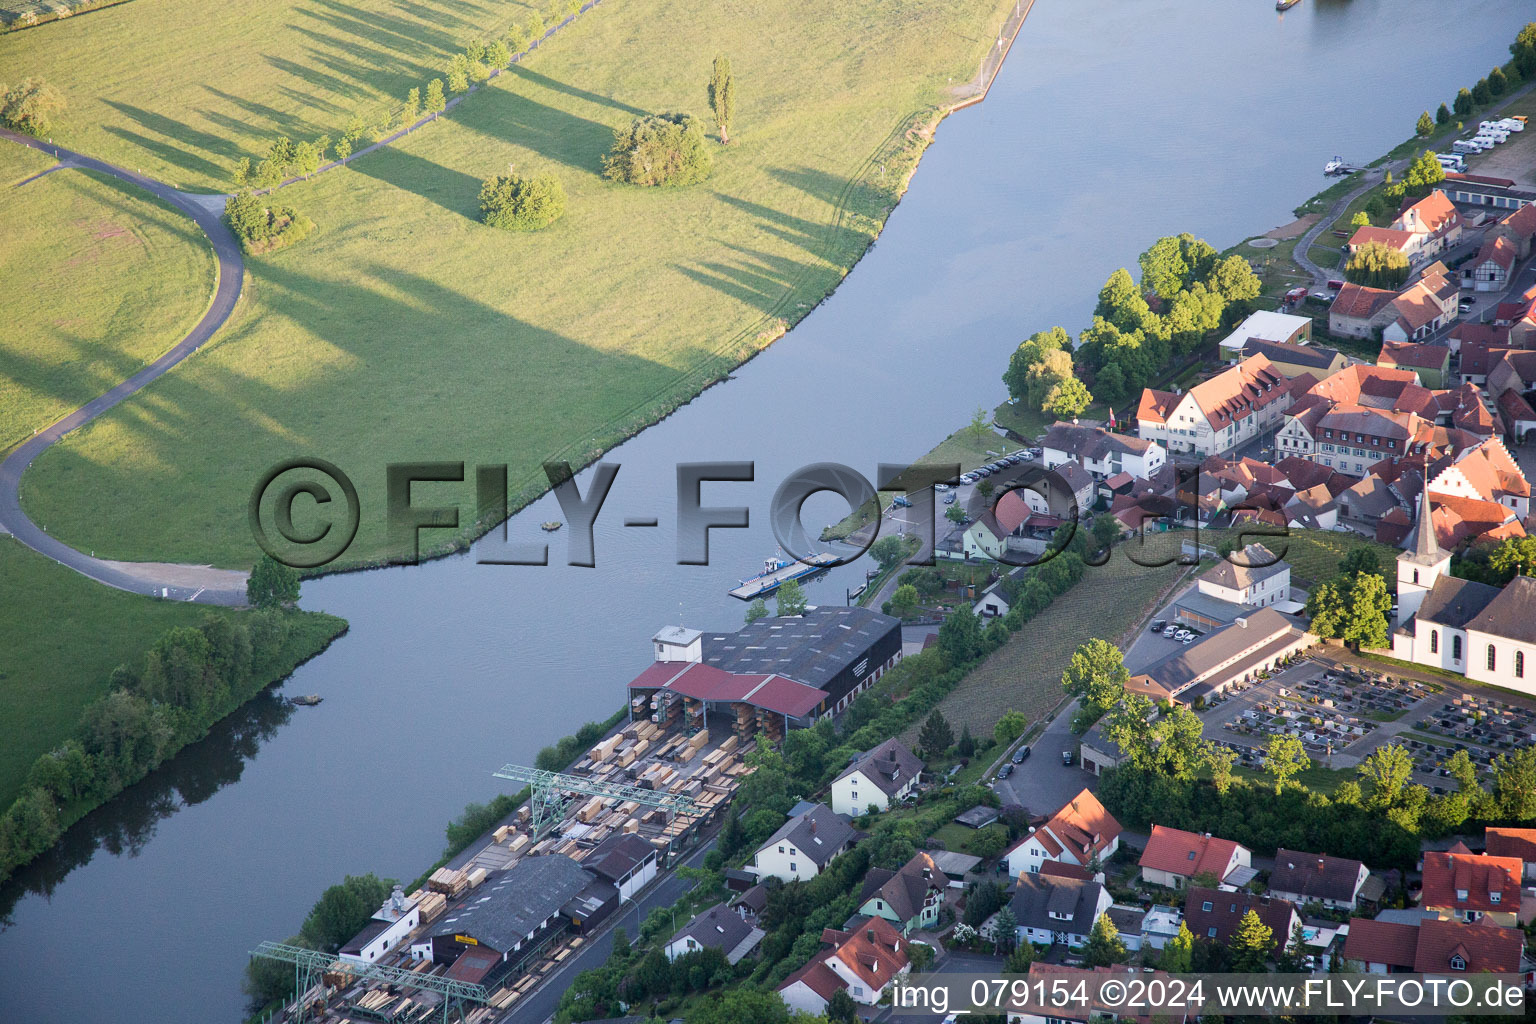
[224,191,313,254]
[603,113,713,187]
[479,172,567,231]
[1,77,65,137]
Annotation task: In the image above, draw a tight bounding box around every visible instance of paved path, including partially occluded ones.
[0,128,249,605]
[1292,164,1392,286]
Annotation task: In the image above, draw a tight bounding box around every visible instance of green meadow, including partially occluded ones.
[0,163,215,450]
[14,0,1011,568]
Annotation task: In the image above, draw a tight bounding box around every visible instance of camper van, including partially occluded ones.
[1498,118,1524,133]
[1452,140,1484,156]
[1435,153,1466,173]
[1477,128,1509,143]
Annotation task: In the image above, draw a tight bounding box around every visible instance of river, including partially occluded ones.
[2,0,1531,1019]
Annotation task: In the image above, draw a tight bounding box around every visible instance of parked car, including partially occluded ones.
[1061,750,1074,766]
[1459,298,1475,312]
[943,493,957,504]
[891,495,911,508]
[997,763,1014,779]
[1162,625,1178,638]
[1175,629,1192,641]
[934,482,951,491]
[1014,745,1031,763]
[1150,619,1167,633]
[1180,634,1196,645]
[1326,279,1344,291]
[975,467,992,477]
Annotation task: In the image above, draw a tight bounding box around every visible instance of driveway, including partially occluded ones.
[991,698,1096,816]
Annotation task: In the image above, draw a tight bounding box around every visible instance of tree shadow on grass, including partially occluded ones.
[672,242,820,315]
[201,86,327,144]
[499,64,648,119]
[345,144,486,219]
[452,86,614,176]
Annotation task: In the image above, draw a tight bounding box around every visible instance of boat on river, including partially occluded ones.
[729,550,839,600]
[1276,0,1300,10]
[541,520,562,531]
[289,694,323,706]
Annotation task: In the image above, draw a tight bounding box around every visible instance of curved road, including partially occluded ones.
[0,128,249,605]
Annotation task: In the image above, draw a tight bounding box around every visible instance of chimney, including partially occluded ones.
[810,818,818,834]
[1316,858,1325,874]
[866,928,875,943]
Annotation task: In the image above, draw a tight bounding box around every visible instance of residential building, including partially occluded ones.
[1040,421,1167,481]
[1484,827,1536,881]
[830,738,923,816]
[1183,886,1299,948]
[1193,543,1290,608]
[1125,607,1313,705]
[665,903,764,964]
[1427,437,1530,519]
[856,852,945,935]
[1267,850,1370,910]
[730,883,768,923]
[1329,283,1398,339]
[1138,825,1252,890]
[1468,235,1518,292]
[1341,918,1419,974]
[1343,916,1523,974]
[1346,224,1417,261]
[1008,964,1188,1024]
[1215,310,1314,360]
[1391,192,1464,258]
[1236,338,1348,379]
[1421,842,1523,925]
[777,917,910,1015]
[1377,340,1450,385]
[1136,354,1292,457]
[1007,874,1112,947]
[750,803,856,883]
[1002,788,1122,878]
[1490,201,1536,259]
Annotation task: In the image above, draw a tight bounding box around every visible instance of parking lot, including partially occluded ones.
[1457,113,1536,188]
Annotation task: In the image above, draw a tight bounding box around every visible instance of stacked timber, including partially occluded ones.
[466,867,489,889]
[427,868,468,896]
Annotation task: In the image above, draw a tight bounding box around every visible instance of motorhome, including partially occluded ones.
[1452,140,1484,155]
[1435,153,1466,173]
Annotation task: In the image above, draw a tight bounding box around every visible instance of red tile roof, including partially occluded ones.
[626,661,829,719]
[1139,825,1245,880]
[1378,340,1449,371]
[1349,225,1415,252]
[827,916,908,991]
[1420,848,1522,914]
[1475,235,1518,272]
[1485,827,1536,863]
[1137,389,1179,425]
[778,956,844,1002]
[1342,918,1419,969]
[1412,917,1523,974]
[1500,202,1536,239]
[1331,283,1397,320]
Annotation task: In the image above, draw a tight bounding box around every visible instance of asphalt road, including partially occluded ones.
[0,129,249,605]
[990,698,1096,816]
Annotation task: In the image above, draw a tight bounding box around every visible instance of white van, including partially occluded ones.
[1436,154,1466,173]
[1452,140,1483,155]
[1479,128,1509,143]
[1499,118,1525,132]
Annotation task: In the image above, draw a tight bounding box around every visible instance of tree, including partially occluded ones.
[1340,546,1381,578]
[1416,110,1434,137]
[994,710,1028,746]
[1350,210,1371,228]
[991,905,1018,954]
[247,555,300,609]
[1138,233,1214,301]
[1472,78,1491,106]
[1343,239,1410,289]
[969,404,991,444]
[870,535,910,573]
[775,579,807,616]
[1208,743,1237,796]
[1161,922,1194,973]
[232,157,252,188]
[1043,377,1092,418]
[486,39,511,69]
[1490,66,1509,96]
[1083,912,1127,967]
[826,988,858,1024]
[479,172,567,230]
[1264,734,1310,795]
[1277,920,1309,973]
[603,113,714,186]
[301,874,392,951]
[945,505,968,525]
[1515,22,1536,78]
[744,598,769,624]
[1148,704,1208,781]
[1207,253,1262,306]
[1023,349,1075,409]
[1357,743,1413,808]
[425,78,446,118]
[1454,87,1474,117]
[1003,326,1071,402]
[890,583,920,618]
[447,53,471,93]
[1437,102,1451,125]
[1095,267,1154,334]
[1,78,65,137]
[1061,639,1129,714]
[707,54,735,144]
[1229,909,1275,972]
[403,86,421,124]
[1004,940,1036,974]
[1493,747,1536,820]
[919,709,954,758]
[957,724,976,758]
[1487,535,1536,584]
[291,141,321,179]
[1306,572,1392,648]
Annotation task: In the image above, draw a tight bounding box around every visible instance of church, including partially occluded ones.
[1390,482,1536,693]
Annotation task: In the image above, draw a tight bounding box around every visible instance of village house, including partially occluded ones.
[665,903,764,964]
[1392,192,1464,259]
[749,803,857,883]
[1006,873,1112,948]
[1039,421,1166,481]
[1235,338,1349,379]
[1138,825,1253,890]
[1183,887,1299,948]
[1377,340,1450,386]
[1485,827,1536,881]
[1329,282,1398,339]
[1489,201,1536,259]
[777,917,910,1015]
[1421,843,1523,926]
[1002,789,1122,878]
[1137,354,1292,457]
[1343,916,1524,975]
[856,852,945,935]
[1468,235,1518,292]
[1267,849,1371,911]
[829,738,923,816]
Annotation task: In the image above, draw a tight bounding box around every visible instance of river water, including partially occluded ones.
[2,0,1531,1020]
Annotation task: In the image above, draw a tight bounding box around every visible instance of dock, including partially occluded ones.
[728,551,839,601]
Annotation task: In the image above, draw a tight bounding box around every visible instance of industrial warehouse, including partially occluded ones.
[249,607,902,1022]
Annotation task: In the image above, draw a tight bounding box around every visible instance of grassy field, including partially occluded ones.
[0,166,215,450]
[14,0,1012,569]
[908,540,1193,742]
[0,0,542,191]
[0,538,334,807]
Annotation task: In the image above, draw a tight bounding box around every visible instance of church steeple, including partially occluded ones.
[1402,474,1441,565]
[1396,474,1449,624]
